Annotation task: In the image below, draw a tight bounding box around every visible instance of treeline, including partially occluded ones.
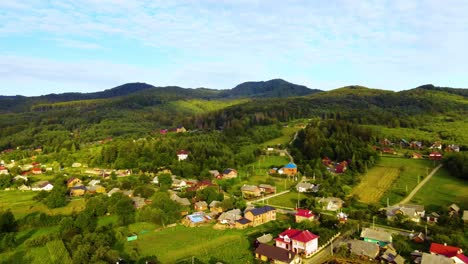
[291,119,379,173]
[443,152,468,180]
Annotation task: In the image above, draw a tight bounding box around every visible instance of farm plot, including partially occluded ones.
[351,166,400,204]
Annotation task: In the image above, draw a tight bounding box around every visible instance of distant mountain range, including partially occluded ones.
[0,79,321,112]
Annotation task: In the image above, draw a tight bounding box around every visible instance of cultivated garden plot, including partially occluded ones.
[351,166,400,204]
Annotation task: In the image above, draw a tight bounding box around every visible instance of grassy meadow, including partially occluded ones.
[123,224,253,263]
[0,190,85,218]
[410,168,468,211]
[349,156,432,206]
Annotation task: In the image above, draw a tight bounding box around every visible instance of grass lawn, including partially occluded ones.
[262,125,301,147]
[124,224,253,263]
[349,156,432,206]
[0,190,85,218]
[264,191,313,208]
[378,157,433,206]
[0,244,52,264]
[410,168,468,212]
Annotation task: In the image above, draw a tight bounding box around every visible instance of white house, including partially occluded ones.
[177,150,189,161]
[275,228,319,257]
[32,181,54,191]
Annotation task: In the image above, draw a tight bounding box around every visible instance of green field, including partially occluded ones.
[124,224,253,263]
[364,115,468,147]
[264,191,312,208]
[410,168,468,211]
[262,125,302,147]
[0,191,85,217]
[348,156,432,205]
[378,157,433,206]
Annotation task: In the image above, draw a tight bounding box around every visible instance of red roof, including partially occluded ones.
[177,150,189,155]
[32,167,41,171]
[455,254,468,264]
[296,209,315,218]
[275,228,319,244]
[430,243,462,258]
[292,230,319,243]
[0,166,6,170]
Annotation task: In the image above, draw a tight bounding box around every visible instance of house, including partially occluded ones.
[171,178,187,190]
[295,209,316,223]
[209,170,220,178]
[430,141,442,150]
[410,141,423,149]
[87,185,106,194]
[18,184,31,191]
[429,152,442,160]
[235,218,252,229]
[259,184,276,194]
[400,139,409,147]
[449,203,460,216]
[70,185,86,196]
[67,177,82,188]
[421,253,455,264]
[209,201,223,213]
[337,212,348,223]
[386,204,425,222]
[256,233,273,245]
[31,181,53,191]
[241,185,261,198]
[347,240,379,260]
[426,212,440,224]
[453,254,468,264]
[445,144,460,152]
[322,157,332,166]
[412,152,423,159]
[176,126,186,133]
[194,201,208,211]
[218,209,242,225]
[255,243,301,264]
[275,228,320,257]
[360,228,392,246]
[170,193,191,207]
[13,175,28,182]
[222,168,238,179]
[152,176,158,184]
[317,197,344,211]
[412,232,426,243]
[430,242,463,258]
[462,211,468,224]
[0,166,9,175]
[335,161,348,173]
[88,179,101,186]
[296,182,314,193]
[282,163,298,176]
[132,197,146,209]
[107,187,121,197]
[244,206,276,227]
[31,167,42,175]
[269,168,279,174]
[177,150,189,161]
[381,247,405,264]
[159,129,168,135]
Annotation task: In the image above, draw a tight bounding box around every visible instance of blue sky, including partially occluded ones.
[1,0,468,96]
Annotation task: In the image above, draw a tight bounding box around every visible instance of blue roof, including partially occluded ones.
[284,163,297,169]
[237,218,251,224]
[248,206,276,216]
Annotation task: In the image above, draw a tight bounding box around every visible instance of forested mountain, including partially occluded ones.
[0,81,467,151]
[222,79,321,98]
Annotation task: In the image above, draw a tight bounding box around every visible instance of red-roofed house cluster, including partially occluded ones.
[429,242,468,263]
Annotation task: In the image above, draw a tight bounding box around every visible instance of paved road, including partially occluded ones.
[398,164,442,205]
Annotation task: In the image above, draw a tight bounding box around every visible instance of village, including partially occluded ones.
[0,128,467,264]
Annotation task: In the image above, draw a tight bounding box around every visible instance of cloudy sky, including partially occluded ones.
[1,0,467,96]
